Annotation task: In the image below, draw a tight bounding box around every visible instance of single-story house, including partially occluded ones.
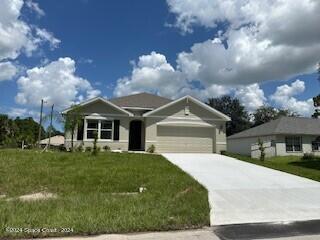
[227,116,320,158]
[40,135,65,147]
[62,92,230,153]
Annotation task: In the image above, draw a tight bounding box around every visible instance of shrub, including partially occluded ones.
[220,150,227,155]
[103,145,111,151]
[85,146,92,152]
[147,144,155,153]
[302,153,320,161]
[302,153,314,160]
[58,145,67,152]
[76,143,84,152]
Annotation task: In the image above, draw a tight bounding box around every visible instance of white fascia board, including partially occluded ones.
[143,95,231,121]
[61,97,133,116]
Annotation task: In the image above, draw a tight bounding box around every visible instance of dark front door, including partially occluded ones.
[129,120,142,150]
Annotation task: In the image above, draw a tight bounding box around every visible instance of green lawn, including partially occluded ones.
[0,150,209,239]
[224,152,320,182]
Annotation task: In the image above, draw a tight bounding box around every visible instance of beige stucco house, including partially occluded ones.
[62,92,230,153]
[227,117,320,158]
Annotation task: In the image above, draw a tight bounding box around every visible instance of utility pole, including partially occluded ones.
[48,104,54,149]
[38,99,44,148]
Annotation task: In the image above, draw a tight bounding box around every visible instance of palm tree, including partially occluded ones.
[63,105,83,151]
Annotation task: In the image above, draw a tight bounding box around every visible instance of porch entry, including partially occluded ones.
[129,120,145,151]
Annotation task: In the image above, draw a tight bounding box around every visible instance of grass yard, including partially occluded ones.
[0,149,209,239]
[224,152,320,182]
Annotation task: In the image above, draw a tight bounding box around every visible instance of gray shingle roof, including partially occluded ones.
[228,117,320,139]
[109,92,172,109]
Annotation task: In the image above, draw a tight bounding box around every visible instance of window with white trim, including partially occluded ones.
[312,136,320,152]
[86,120,98,139]
[285,136,302,152]
[86,119,114,140]
[100,120,113,139]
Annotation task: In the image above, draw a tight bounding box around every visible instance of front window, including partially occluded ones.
[285,136,302,152]
[312,136,320,152]
[86,120,98,139]
[100,120,113,139]
[86,119,113,140]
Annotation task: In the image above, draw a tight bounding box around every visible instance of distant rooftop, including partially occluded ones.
[109,92,172,109]
[228,117,320,139]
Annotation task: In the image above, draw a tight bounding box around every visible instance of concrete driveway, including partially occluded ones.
[162,153,320,226]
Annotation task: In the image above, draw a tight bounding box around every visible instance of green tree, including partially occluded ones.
[0,114,17,147]
[312,63,320,118]
[253,106,298,127]
[14,117,45,146]
[207,96,251,136]
[63,105,83,151]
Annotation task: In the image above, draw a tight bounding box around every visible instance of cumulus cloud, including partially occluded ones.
[15,57,101,109]
[167,0,320,87]
[115,1,320,106]
[270,80,314,116]
[0,62,18,81]
[0,0,60,81]
[114,51,185,98]
[235,84,266,112]
[113,51,231,100]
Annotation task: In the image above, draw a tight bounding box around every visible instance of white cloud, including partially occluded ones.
[25,0,45,17]
[167,0,246,33]
[0,0,36,60]
[113,51,232,100]
[35,28,61,50]
[235,84,266,112]
[7,107,39,119]
[114,51,186,98]
[167,0,320,87]
[270,79,314,116]
[15,57,101,109]
[0,62,17,81]
[0,0,60,79]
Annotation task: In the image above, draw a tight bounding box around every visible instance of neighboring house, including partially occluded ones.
[62,92,230,153]
[227,117,320,158]
[40,135,65,147]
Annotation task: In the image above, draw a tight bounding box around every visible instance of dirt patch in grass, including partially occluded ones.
[0,149,209,239]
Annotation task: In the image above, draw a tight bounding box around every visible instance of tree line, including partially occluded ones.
[207,96,300,136]
[0,114,62,148]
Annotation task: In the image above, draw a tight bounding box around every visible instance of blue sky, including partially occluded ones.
[0,0,319,123]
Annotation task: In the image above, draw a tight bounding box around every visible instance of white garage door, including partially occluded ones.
[156,126,215,153]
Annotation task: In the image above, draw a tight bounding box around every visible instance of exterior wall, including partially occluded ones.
[65,100,131,151]
[65,97,228,153]
[227,135,276,156]
[227,134,320,157]
[251,141,276,159]
[145,100,228,153]
[275,135,320,156]
[215,124,227,153]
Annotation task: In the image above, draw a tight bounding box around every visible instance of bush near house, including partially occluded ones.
[0,150,209,239]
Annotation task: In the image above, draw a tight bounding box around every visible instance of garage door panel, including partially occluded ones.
[156,126,215,153]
